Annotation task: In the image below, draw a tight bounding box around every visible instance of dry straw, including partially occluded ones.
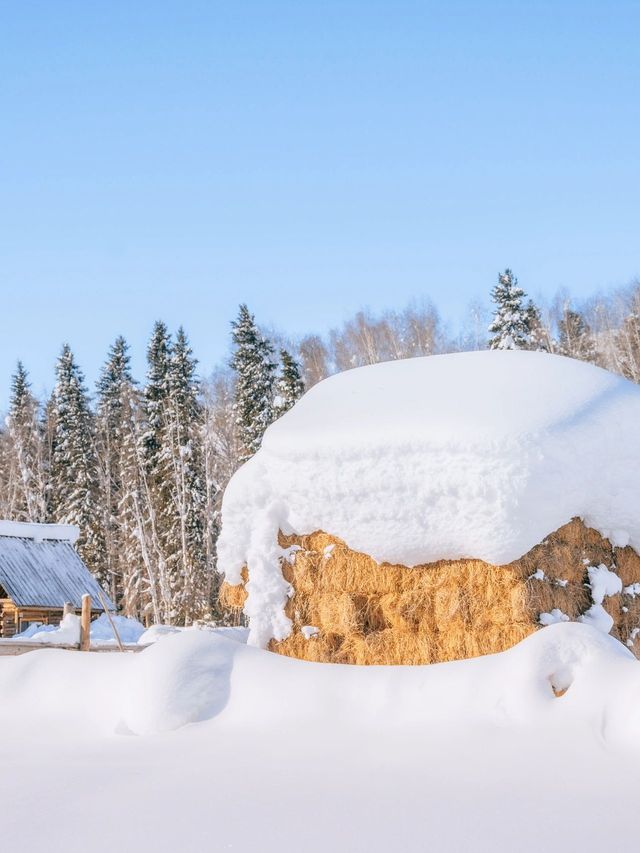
[219,519,640,665]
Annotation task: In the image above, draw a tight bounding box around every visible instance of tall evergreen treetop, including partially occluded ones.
[9,361,31,414]
[97,336,134,416]
[143,321,173,464]
[171,327,201,427]
[230,304,276,462]
[275,349,305,416]
[51,344,105,576]
[488,269,531,350]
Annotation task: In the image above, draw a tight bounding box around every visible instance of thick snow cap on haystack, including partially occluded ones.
[217,351,640,646]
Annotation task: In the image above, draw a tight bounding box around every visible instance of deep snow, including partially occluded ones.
[1,623,640,852]
[217,351,640,646]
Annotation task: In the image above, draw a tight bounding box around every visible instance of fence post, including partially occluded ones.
[80,594,91,651]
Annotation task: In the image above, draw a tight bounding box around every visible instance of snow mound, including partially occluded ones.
[90,613,146,644]
[137,624,183,645]
[11,613,146,645]
[123,632,239,735]
[217,351,640,647]
[2,622,640,750]
[30,613,81,644]
[137,624,250,646]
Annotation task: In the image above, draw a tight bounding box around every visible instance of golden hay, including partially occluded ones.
[220,518,640,665]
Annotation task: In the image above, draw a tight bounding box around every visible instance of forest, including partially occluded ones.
[1,272,639,625]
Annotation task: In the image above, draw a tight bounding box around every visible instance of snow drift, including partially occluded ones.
[1,623,640,746]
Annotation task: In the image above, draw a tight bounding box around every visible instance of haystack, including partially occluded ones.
[217,351,640,664]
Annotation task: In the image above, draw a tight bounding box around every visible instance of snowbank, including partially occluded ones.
[29,613,81,644]
[2,622,640,748]
[217,351,640,646]
[10,613,146,645]
[89,613,145,644]
[137,624,249,645]
[2,623,640,852]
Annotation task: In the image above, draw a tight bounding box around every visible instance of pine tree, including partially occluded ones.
[6,362,47,522]
[230,304,276,462]
[488,269,531,350]
[524,300,551,352]
[50,345,106,579]
[165,328,211,623]
[140,321,176,622]
[557,307,596,362]
[274,349,305,416]
[96,337,146,607]
[142,321,173,470]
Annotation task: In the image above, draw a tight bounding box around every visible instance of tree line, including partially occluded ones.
[1,275,639,624]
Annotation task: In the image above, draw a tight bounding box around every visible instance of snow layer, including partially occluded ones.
[30,613,81,644]
[0,623,640,853]
[0,519,79,543]
[2,624,640,851]
[217,351,640,646]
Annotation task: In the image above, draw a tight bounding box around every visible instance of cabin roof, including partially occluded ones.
[0,523,114,610]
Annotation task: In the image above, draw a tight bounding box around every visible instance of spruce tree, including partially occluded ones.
[96,337,145,607]
[524,300,551,352]
[6,362,47,522]
[140,321,176,622]
[142,321,173,470]
[557,307,596,362]
[488,269,531,350]
[50,345,106,579]
[230,304,276,462]
[166,328,210,623]
[274,349,305,416]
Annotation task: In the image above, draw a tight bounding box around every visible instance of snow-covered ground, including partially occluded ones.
[1,622,640,852]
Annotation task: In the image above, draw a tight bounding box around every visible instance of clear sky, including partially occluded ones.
[1,0,639,404]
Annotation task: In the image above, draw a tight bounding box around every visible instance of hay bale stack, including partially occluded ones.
[217,351,640,664]
[219,519,640,664]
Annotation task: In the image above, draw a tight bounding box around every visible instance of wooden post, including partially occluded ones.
[80,594,91,651]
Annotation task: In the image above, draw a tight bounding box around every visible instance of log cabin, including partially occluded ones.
[0,520,115,638]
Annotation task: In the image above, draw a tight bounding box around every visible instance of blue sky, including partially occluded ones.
[1,0,639,403]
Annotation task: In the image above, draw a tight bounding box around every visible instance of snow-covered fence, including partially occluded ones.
[0,641,144,656]
[0,594,145,655]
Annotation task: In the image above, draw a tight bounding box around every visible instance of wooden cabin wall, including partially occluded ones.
[0,599,18,638]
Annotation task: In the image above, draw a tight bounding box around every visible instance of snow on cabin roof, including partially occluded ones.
[0,520,80,544]
[0,525,114,610]
[217,351,640,647]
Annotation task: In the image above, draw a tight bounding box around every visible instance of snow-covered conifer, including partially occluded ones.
[6,362,47,522]
[142,321,173,469]
[524,300,551,352]
[139,322,177,622]
[50,345,106,579]
[166,328,211,623]
[96,337,147,609]
[274,349,305,416]
[488,269,531,350]
[230,304,276,462]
